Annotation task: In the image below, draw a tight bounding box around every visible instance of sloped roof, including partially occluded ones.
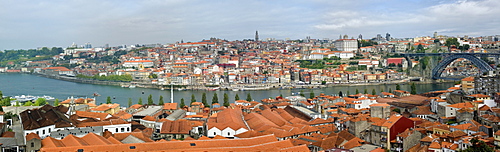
[20,105,73,130]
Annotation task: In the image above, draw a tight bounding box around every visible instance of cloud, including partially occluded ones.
[1,0,500,50]
[313,0,500,38]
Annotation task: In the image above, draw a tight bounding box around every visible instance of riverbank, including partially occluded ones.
[32,72,456,91]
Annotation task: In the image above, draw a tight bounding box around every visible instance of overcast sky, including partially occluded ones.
[1,0,499,50]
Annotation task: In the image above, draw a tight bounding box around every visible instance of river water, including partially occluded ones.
[0,73,455,106]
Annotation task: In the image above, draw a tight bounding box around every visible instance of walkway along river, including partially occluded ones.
[0,73,456,106]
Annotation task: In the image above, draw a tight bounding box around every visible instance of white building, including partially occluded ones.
[334,39,358,52]
[122,60,154,68]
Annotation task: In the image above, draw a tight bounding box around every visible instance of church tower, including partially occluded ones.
[255,31,259,41]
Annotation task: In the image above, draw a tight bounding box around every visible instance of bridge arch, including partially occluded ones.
[432,54,494,79]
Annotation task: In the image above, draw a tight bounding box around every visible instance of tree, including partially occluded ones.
[445,38,459,48]
[180,98,186,108]
[309,92,315,99]
[159,95,164,105]
[235,94,240,101]
[24,101,33,106]
[1,97,11,106]
[381,88,384,93]
[54,99,59,106]
[355,89,359,94]
[396,84,401,90]
[106,96,112,104]
[416,44,424,51]
[347,91,350,96]
[411,83,417,94]
[0,91,3,100]
[138,97,143,105]
[246,93,252,102]
[363,89,368,94]
[202,93,207,106]
[15,100,19,107]
[389,88,392,93]
[372,89,376,95]
[191,94,196,103]
[148,94,154,105]
[34,98,47,106]
[212,93,219,104]
[223,93,229,107]
[393,108,401,113]
[461,138,493,152]
[0,104,3,112]
[338,91,343,97]
[128,98,132,107]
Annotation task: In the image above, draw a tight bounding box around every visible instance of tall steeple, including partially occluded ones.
[255,31,259,41]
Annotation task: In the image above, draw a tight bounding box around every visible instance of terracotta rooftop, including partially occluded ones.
[40,134,308,152]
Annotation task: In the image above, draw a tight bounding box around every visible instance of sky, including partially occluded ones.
[1,0,499,50]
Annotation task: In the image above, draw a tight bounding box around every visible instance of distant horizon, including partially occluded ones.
[2,0,500,50]
[2,33,497,51]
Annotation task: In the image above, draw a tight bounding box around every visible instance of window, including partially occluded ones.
[127,127,130,131]
[213,132,216,136]
[43,130,45,134]
[48,128,51,133]
[31,142,34,147]
[228,132,230,136]
[121,128,125,132]
[116,128,118,132]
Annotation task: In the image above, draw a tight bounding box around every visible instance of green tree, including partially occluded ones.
[54,99,59,106]
[381,88,384,93]
[148,94,154,105]
[411,83,417,94]
[0,91,3,100]
[158,95,164,105]
[34,98,47,106]
[416,44,424,52]
[212,93,219,104]
[355,89,359,94]
[0,104,3,112]
[461,138,493,152]
[445,38,459,48]
[128,98,132,107]
[246,93,252,102]
[372,89,376,95]
[235,94,240,101]
[396,84,401,90]
[363,89,368,94]
[223,93,229,107]
[393,108,401,113]
[180,98,185,108]
[24,101,33,106]
[191,94,196,103]
[202,93,207,106]
[389,88,392,93]
[1,97,11,106]
[309,92,315,99]
[106,96,112,104]
[138,97,143,105]
[1,97,10,106]
[15,100,19,107]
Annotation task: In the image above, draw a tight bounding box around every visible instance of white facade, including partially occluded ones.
[102,123,132,134]
[207,127,248,138]
[122,60,154,68]
[334,39,358,52]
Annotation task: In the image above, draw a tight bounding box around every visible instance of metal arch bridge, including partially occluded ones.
[400,53,500,80]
